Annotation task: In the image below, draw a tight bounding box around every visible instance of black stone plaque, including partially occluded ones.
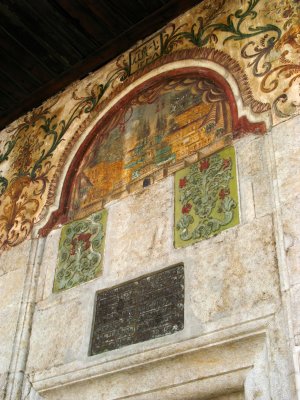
[90,264,184,355]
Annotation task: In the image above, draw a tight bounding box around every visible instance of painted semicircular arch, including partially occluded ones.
[39,67,265,235]
[70,74,232,220]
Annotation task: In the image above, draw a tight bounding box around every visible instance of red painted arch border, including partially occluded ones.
[39,66,266,237]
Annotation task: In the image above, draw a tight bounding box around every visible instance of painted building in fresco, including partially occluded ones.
[0,0,300,399]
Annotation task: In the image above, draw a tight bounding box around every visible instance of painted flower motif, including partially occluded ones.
[222,158,230,169]
[219,188,230,200]
[179,177,187,188]
[70,232,92,256]
[182,203,192,214]
[199,159,210,171]
[12,140,33,172]
[12,136,43,173]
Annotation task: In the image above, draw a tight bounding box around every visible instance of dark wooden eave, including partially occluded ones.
[0,0,201,131]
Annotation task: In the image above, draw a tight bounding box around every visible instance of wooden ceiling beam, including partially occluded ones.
[81,0,129,34]
[54,0,111,42]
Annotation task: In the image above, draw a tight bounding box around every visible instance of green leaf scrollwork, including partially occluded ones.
[186,0,281,46]
[161,0,281,77]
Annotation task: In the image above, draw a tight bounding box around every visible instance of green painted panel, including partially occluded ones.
[53,210,107,292]
[174,146,239,248]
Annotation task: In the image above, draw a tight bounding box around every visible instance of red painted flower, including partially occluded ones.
[199,159,210,171]
[222,158,230,169]
[179,177,187,188]
[219,188,230,200]
[182,203,192,214]
[77,233,92,249]
[70,232,92,255]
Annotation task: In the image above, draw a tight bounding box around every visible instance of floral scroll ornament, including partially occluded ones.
[175,147,239,247]
[0,0,292,252]
[53,210,107,292]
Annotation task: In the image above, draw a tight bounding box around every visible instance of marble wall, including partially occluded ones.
[12,125,298,399]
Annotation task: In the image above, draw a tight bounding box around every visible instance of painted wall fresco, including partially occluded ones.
[70,77,232,219]
[174,147,239,248]
[53,209,107,292]
[0,0,299,252]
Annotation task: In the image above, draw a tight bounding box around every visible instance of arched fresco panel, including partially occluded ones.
[49,71,242,291]
[69,75,233,220]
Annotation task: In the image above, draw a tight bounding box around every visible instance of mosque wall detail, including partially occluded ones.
[51,76,239,292]
[0,0,300,399]
[0,0,299,252]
